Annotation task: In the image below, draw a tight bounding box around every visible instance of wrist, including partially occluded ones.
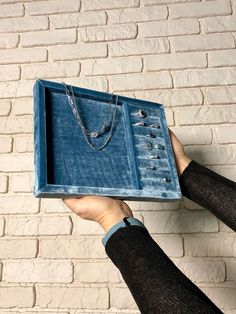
[177,155,192,176]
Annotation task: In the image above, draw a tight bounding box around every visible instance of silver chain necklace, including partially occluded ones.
[61,82,118,150]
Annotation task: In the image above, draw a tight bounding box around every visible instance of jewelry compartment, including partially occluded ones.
[33,79,181,201]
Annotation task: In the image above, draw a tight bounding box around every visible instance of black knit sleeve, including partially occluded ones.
[179,160,236,231]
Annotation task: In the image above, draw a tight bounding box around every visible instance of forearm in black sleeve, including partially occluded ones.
[179,160,236,231]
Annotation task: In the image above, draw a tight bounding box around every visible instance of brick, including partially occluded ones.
[0,196,39,214]
[214,126,236,144]
[175,105,236,125]
[50,43,107,61]
[169,0,231,19]
[209,165,236,182]
[226,259,236,280]
[110,72,172,92]
[0,3,24,18]
[0,286,34,308]
[200,287,236,310]
[185,145,236,165]
[22,29,77,48]
[72,215,104,235]
[108,6,168,24]
[74,261,121,283]
[83,0,139,11]
[0,175,8,193]
[208,49,236,68]
[145,52,207,71]
[139,18,199,37]
[5,216,72,236]
[0,65,20,81]
[14,134,33,153]
[0,116,33,134]
[10,173,33,192]
[109,38,169,57]
[22,61,80,80]
[0,48,47,65]
[0,239,37,258]
[0,154,33,172]
[0,99,11,116]
[0,80,34,98]
[171,33,235,52]
[206,86,236,104]
[0,16,48,33]
[78,24,137,42]
[0,217,4,236]
[219,220,235,232]
[36,286,109,309]
[26,0,80,15]
[125,200,180,211]
[39,237,106,259]
[11,98,33,115]
[41,198,69,213]
[173,68,236,88]
[83,56,142,76]
[110,287,137,309]
[143,0,202,4]
[183,197,205,210]
[0,34,19,48]
[153,235,183,257]
[3,260,73,283]
[165,108,174,126]
[143,211,218,234]
[203,16,236,33]
[170,126,212,145]
[64,76,108,92]
[0,136,13,153]
[50,11,107,29]
[184,234,236,257]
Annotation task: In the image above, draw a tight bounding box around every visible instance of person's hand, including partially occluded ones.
[168,129,191,176]
[61,195,133,232]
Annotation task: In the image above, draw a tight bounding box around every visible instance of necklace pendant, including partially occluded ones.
[90,131,99,138]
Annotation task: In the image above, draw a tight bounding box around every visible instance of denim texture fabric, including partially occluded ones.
[33,79,181,201]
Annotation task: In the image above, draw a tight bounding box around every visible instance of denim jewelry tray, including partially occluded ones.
[33,79,182,201]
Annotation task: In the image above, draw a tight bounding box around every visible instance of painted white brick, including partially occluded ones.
[0,116,33,134]
[108,6,168,24]
[200,287,236,310]
[169,0,231,19]
[0,239,37,258]
[21,29,76,48]
[0,217,4,236]
[10,173,33,192]
[0,175,8,193]
[41,198,70,213]
[208,49,236,68]
[39,237,106,259]
[83,0,139,11]
[165,108,174,126]
[0,81,34,97]
[72,215,104,235]
[0,34,19,49]
[64,76,108,92]
[11,98,33,115]
[25,0,81,15]
[226,259,236,280]
[0,3,24,18]
[206,86,236,104]
[144,52,207,71]
[5,216,72,236]
[0,136,13,153]
[3,260,73,283]
[214,126,236,144]
[110,287,137,309]
[0,16,49,33]
[183,197,205,210]
[14,134,33,153]
[171,33,235,52]
[210,165,236,182]
[109,38,170,57]
[143,0,202,4]
[0,196,39,214]
[0,286,34,308]
[36,286,109,309]
[83,57,142,76]
[0,65,20,81]
[171,126,212,145]
[0,154,33,172]
[153,235,183,257]
[110,72,172,92]
[78,24,137,42]
[184,234,236,257]
[74,261,121,283]
[50,11,107,29]
[0,48,47,65]
[203,16,236,33]
[50,42,107,61]
[139,18,199,37]
[143,211,218,234]
[175,105,236,125]
[0,99,11,116]
[173,68,236,88]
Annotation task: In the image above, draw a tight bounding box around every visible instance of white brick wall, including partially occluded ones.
[0,0,235,313]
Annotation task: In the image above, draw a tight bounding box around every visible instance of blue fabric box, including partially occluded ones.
[33,79,182,201]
